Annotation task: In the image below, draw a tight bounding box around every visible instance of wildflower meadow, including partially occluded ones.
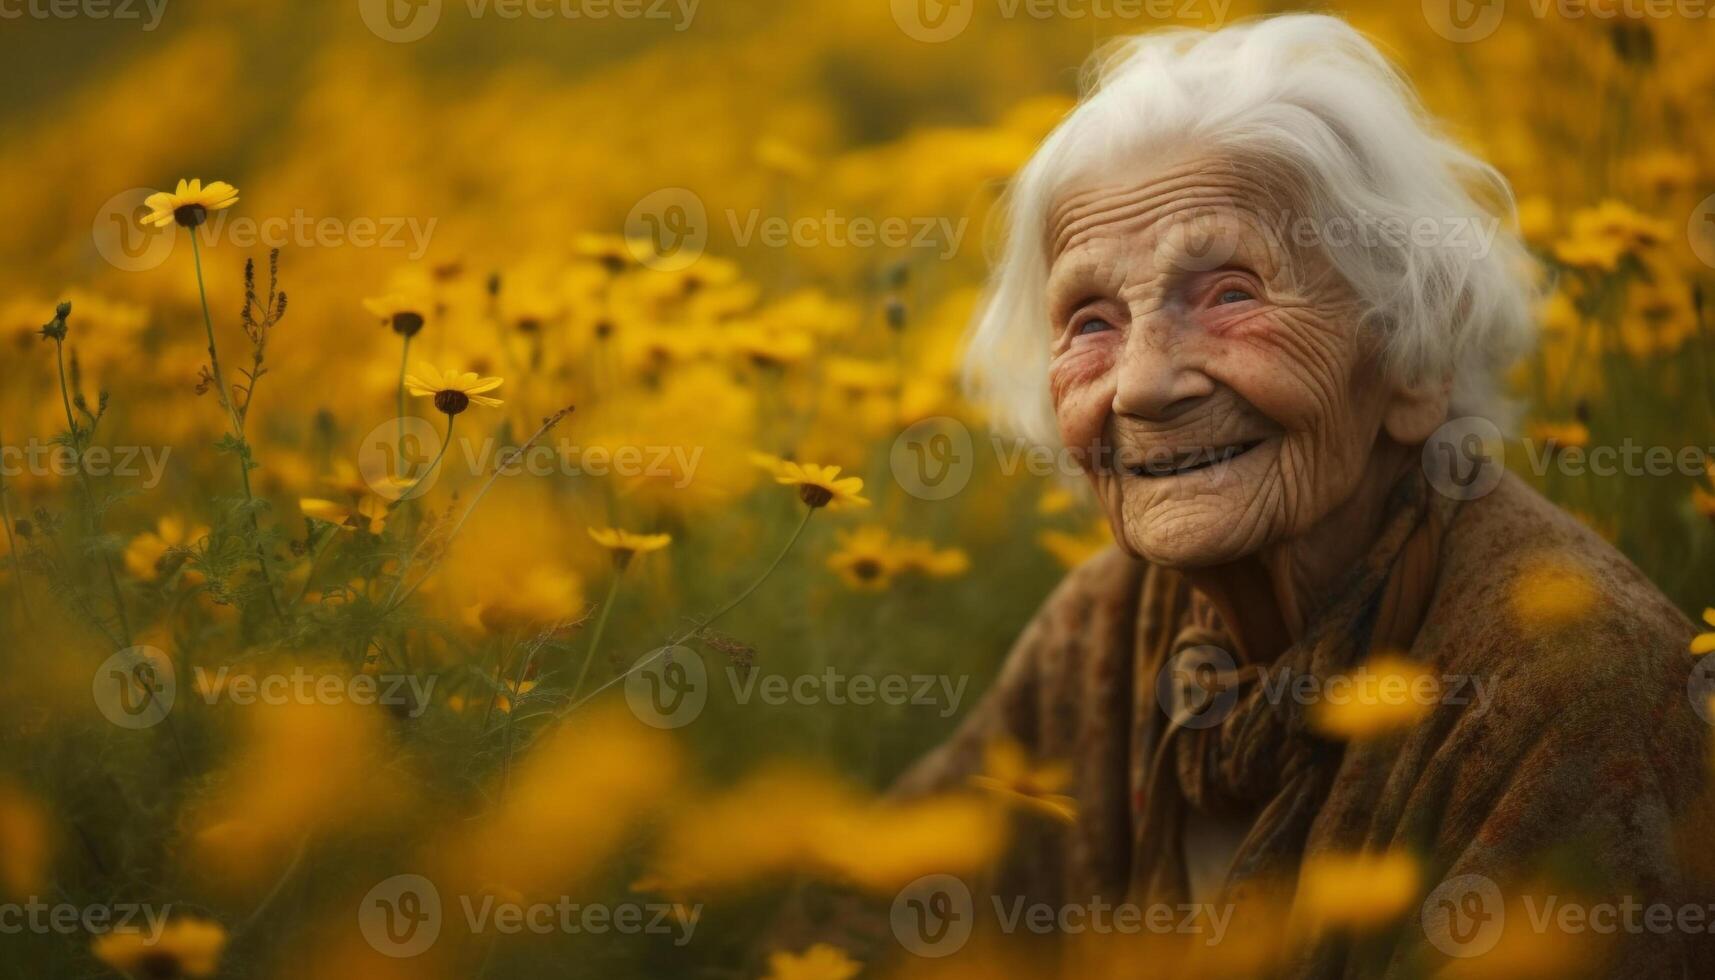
[1,2,1713,978]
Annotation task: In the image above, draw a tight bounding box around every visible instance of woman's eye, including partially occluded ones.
[1075,318,1113,336]
[1216,288,1254,305]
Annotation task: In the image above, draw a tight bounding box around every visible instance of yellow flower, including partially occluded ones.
[763,944,860,980]
[588,526,672,570]
[1508,555,1599,630]
[970,738,1077,824]
[141,178,238,229]
[1693,462,1715,521]
[1691,609,1715,656]
[573,232,653,271]
[123,516,208,582]
[1037,518,1113,569]
[361,293,428,337]
[91,917,227,978]
[1307,654,1437,741]
[1523,420,1589,454]
[826,527,900,591]
[1294,851,1420,934]
[299,496,387,535]
[758,458,869,510]
[726,323,814,369]
[0,784,49,899]
[403,362,504,415]
[892,537,970,578]
[1514,195,1556,248]
[755,137,816,181]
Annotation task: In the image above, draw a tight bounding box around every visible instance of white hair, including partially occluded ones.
[963,14,1537,446]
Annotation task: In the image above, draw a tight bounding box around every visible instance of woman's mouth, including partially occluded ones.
[1123,439,1265,478]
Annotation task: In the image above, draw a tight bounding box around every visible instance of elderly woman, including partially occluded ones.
[798,14,1715,979]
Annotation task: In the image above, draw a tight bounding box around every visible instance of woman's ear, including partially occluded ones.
[1382,374,1452,445]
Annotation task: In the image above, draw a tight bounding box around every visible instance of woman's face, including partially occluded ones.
[1045,153,1435,568]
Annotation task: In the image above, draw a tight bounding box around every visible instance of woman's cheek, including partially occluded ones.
[1049,347,1116,459]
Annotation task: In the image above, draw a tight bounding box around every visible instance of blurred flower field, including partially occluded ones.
[0,2,1713,977]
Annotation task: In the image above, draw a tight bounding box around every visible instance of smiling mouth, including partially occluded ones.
[1124,439,1265,478]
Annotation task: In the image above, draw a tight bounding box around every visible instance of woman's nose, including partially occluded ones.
[1110,324,1215,421]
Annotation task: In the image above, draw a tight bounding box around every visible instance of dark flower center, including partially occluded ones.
[853,559,882,580]
[173,204,209,228]
[135,951,184,980]
[391,311,425,337]
[434,390,470,415]
[798,485,833,508]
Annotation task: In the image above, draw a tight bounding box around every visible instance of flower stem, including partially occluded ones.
[392,411,454,508]
[396,333,412,453]
[562,506,814,714]
[0,428,34,626]
[53,338,130,646]
[191,234,284,622]
[288,525,341,608]
[382,407,572,613]
[570,572,623,699]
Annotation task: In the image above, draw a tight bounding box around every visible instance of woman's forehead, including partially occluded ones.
[1045,154,1302,266]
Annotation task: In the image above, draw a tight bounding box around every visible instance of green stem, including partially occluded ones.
[392,411,454,508]
[288,525,341,608]
[570,572,623,699]
[562,506,814,715]
[382,408,571,613]
[53,339,131,646]
[0,428,34,625]
[191,234,284,622]
[396,334,412,453]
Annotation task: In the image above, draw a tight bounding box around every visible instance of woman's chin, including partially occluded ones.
[1116,495,1275,569]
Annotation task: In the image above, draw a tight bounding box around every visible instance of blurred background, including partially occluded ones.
[0,1,1713,977]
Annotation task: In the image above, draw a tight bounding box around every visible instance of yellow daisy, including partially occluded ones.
[589,526,672,569]
[762,943,860,980]
[91,917,227,979]
[1692,462,1715,521]
[299,496,387,535]
[123,516,209,582]
[362,294,428,337]
[893,537,970,578]
[826,526,900,591]
[1691,609,1715,656]
[403,363,504,415]
[141,179,239,229]
[969,738,1077,824]
[756,458,869,510]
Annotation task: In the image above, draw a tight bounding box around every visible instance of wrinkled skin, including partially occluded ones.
[1045,152,1448,658]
